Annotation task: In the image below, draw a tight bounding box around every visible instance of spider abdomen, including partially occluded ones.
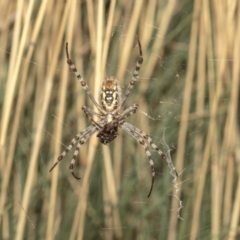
[97,121,119,145]
[99,76,122,111]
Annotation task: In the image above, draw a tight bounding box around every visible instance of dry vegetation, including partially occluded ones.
[0,0,240,239]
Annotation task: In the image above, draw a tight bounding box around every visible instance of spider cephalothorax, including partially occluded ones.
[99,76,122,111]
[49,38,177,197]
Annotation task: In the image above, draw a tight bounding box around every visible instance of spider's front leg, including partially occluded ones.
[65,43,105,114]
[120,37,143,107]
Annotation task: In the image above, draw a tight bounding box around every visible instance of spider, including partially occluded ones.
[50,38,178,197]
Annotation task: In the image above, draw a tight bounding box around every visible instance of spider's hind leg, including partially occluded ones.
[124,122,178,178]
[121,123,155,197]
[49,131,81,173]
[69,142,82,179]
[49,125,98,179]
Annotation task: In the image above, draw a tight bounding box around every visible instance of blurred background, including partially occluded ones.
[0,0,240,239]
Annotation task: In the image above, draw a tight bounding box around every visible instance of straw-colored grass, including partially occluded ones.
[0,0,240,239]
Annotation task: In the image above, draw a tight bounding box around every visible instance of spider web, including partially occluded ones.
[1,1,237,240]
[1,41,186,240]
[2,37,193,240]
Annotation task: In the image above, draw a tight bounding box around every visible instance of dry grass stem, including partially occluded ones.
[0,1,239,239]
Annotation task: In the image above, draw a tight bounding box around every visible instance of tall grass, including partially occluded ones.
[0,0,239,239]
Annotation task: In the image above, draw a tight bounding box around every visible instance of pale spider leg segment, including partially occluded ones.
[69,126,98,179]
[49,125,96,173]
[121,123,155,197]
[81,106,103,129]
[124,122,178,178]
[82,105,102,118]
[118,103,139,120]
[120,37,143,108]
[66,43,106,114]
[70,142,82,179]
[116,104,139,125]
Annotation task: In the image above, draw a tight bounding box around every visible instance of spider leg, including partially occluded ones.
[121,123,155,198]
[120,37,143,107]
[49,125,96,173]
[117,103,139,124]
[82,105,102,118]
[81,106,103,129]
[65,43,106,114]
[69,126,98,179]
[124,122,178,178]
[69,142,82,179]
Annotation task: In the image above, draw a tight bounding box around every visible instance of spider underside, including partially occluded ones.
[49,38,178,197]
